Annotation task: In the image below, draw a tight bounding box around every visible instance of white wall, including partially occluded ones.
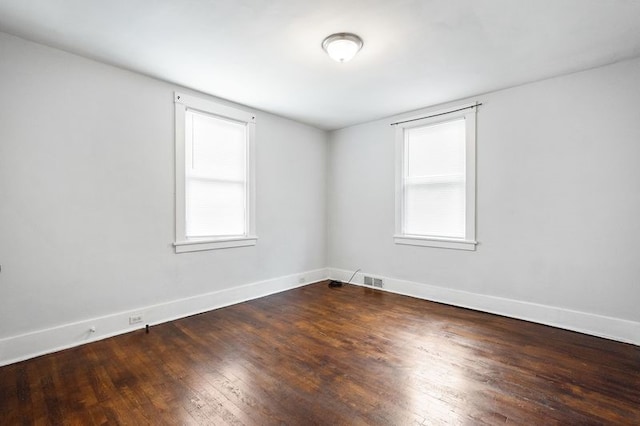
[0,32,327,360]
[328,58,640,340]
[2,30,639,364]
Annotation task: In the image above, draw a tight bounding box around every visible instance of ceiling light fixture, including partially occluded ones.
[322,33,363,63]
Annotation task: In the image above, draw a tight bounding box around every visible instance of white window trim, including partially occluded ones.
[173,92,257,253]
[394,103,478,251]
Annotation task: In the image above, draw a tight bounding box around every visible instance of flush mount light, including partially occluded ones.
[322,33,364,63]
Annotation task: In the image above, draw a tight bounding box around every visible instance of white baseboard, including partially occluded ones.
[0,268,328,367]
[3,266,637,367]
[329,267,640,346]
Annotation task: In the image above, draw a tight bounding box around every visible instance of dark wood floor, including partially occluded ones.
[1,282,639,425]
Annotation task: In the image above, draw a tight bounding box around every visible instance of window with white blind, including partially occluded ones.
[173,93,256,253]
[394,105,477,251]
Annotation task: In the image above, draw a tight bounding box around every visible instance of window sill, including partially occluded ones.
[394,235,477,251]
[174,236,258,253]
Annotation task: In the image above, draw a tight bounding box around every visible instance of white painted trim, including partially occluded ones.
[394,235,477,251]
[174,92,256,124]
[175,97,187,241]
[394,105,478,248]
[388,102,478,127]
[465,110,477,241]
[174,92,257,253]
[5,265,635,366]
[329,267,640,346]
[0,268,328,367]
[174,236,258,253]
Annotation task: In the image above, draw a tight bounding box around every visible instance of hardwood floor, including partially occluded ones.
[1,281,639,425]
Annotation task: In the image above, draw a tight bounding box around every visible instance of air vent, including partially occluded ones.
[363,276,373,286]
[373,278,383,288]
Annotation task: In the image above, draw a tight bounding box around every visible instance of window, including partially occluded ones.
[174,92,256,253]
[394,104,477,251]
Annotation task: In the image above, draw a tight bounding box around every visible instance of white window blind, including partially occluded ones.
[403,118,466,238]
[185,110,247,238]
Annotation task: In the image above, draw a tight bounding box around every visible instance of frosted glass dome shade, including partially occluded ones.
[322,33,363,63]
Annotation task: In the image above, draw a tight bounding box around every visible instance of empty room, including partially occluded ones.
[1,0,639,424]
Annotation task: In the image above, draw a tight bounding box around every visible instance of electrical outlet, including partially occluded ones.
[129,315,143,325]
[364,276,373,286]
[373,278,383,288]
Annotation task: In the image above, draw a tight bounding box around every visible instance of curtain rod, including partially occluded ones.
[390,103,482,126]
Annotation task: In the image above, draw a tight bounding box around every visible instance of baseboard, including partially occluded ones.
[329,267,640,346]
[3,266,636,367]
[0,268,329,366]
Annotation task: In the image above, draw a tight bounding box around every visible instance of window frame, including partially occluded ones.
[394,104,478,251]
[173,92,257,253]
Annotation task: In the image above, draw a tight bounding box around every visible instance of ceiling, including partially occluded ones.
[1,1,639,130]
